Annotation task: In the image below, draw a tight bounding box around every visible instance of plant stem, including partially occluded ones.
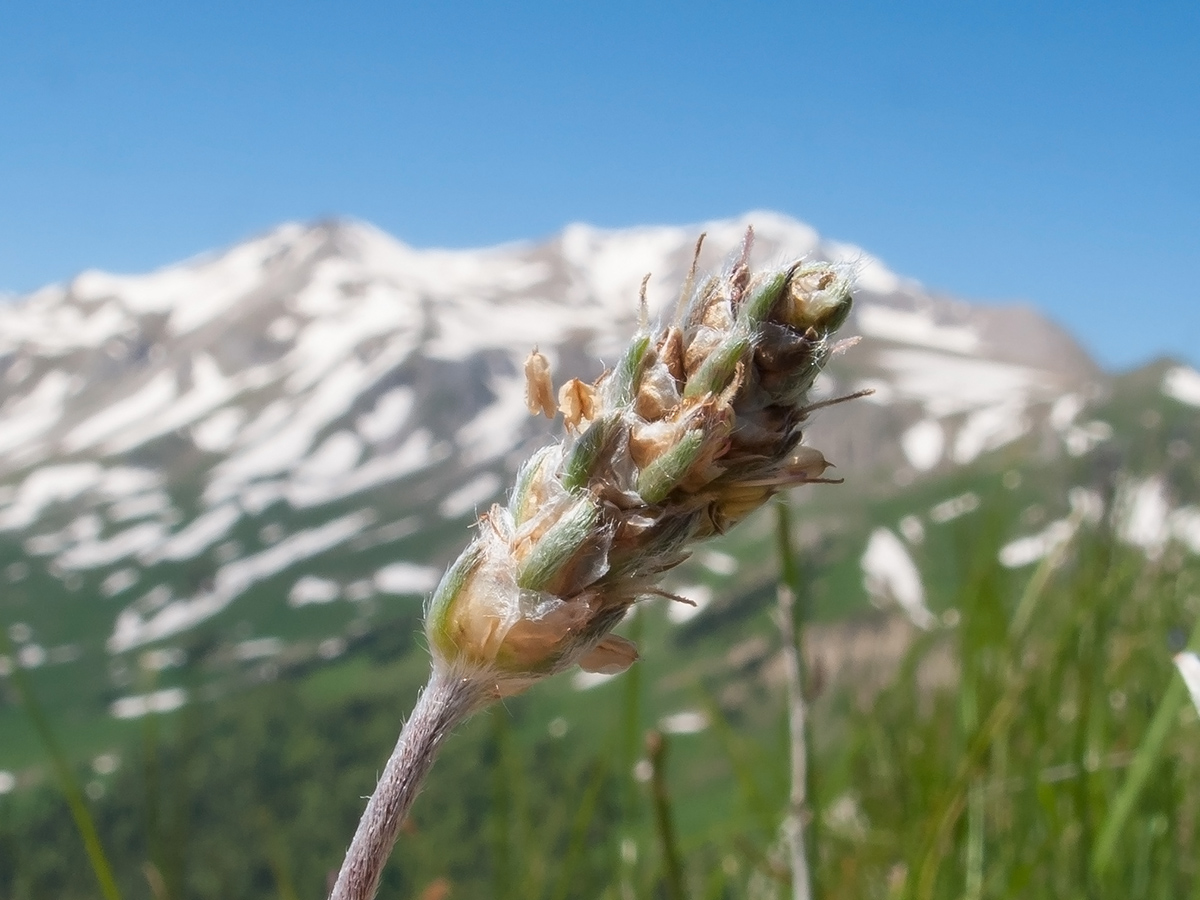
[775,583,813,900]
[646,730,686,900]
[329,668,487,900]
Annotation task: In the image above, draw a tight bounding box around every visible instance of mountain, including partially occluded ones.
[1,211,1198,771]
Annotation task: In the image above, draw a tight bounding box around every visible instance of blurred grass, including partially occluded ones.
[0,624,123,900]
[3,499,1200,898]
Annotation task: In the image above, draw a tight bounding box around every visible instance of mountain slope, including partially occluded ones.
[1,211,1197,772]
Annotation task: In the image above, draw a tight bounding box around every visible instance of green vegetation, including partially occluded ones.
[3,496,1199,898]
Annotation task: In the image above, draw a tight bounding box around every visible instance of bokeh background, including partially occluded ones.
[2,4,1200,898]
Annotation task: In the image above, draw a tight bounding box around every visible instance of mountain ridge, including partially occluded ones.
[2,211,1198,773]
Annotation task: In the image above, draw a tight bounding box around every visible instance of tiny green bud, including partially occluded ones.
[516,496,600,592]
[562,413,620,492]
[683,332,750,400]
[636,429,706,504]
[425,541,485,662]
[606,332,652,408]
[785,266,853,332]
[510,446,558,525]
[736,269,790,329]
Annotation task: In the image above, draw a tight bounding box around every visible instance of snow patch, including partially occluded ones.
[572,670,620,690]
[999,519,1074,568]
[192,406,247,452]
[667,583,713,623]
[0,371,74,457]
[318,637,347,660]
[110,687,188,719]
[64,370,178,452]
[283,279,419,391]
[294,431,363,481]
[267,316,299,342]
[858,305,979,353]
[206,358,397,504]
[0,464,104,530]
[698,549,738,576]
[288,576,341,606]
[1065,421,1113,457]
[899,515,925,545]
[1175,652,1200,716]
[929,492,980,524]
[25,514,102,555]
[861,528,935,629]
[56,522,168,570]
[1163,366,1200,407]
[101,568,140,597]
[285,429,446,509]
[999,487,1100,569]
[104,355,263,454]
[18,644,46,668]
[1068,487,1105,525]
[78,225,310,336]
[234,637,283,661]
[439,472,502,519]
[108,511,373,651]
[144,504,241,563]
[901,419,944,471]
[659,710,709,735]
[875,349,1046,418]
[357,387,415,443]
[953,404,1029,464]
[140,648,185,671]
[374,562,440,595]
[1171,507,1200,554]
[454,373,534,465]
[1117,477,1170,554]
[108,491,172,523]
[1050,394,1085,431]
[849,255,902,295]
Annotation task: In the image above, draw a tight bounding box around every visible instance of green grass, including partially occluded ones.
[3,494,1200,898]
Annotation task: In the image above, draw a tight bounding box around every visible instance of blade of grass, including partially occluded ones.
[143,862,169,900]
[0,627,122,900]
[139,668,169,899]
[913,511,1079,898]
[489,709,513,900]
[913,620,1049,900]
[256,806,302,900]
[645,730,686,900]
[964,780,983,900]
[1091,615,1200,876]
[1009,509,1083,639]
[549,759,611,900]
[695,688,777,836]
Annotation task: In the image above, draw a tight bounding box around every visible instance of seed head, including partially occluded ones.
[427,229,854,696]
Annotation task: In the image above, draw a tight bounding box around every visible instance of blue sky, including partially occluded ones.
[1,1,1197,369]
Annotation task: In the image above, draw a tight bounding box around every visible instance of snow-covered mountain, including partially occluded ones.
[1,211,1197,739]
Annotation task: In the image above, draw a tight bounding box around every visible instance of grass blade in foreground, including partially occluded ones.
[1,626,123,900]
[1091,615,1200,876]
[328,229,856,899]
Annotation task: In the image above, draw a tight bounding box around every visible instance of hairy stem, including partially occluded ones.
[329,668,487,900]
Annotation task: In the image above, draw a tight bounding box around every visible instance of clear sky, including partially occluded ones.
[1,1,1197,370]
